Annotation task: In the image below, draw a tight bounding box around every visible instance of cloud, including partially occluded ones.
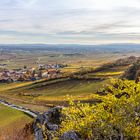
[0,0,140,44]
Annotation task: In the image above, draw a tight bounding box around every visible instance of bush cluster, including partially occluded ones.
[59,79,140,140]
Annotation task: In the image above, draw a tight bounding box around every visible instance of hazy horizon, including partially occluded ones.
[1,42,140,45]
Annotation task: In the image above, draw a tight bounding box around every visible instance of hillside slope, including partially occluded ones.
[0,104,34,140]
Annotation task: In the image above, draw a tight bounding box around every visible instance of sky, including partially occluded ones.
[0,0,140,44]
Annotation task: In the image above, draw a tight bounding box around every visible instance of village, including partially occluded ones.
[0,63,66,83]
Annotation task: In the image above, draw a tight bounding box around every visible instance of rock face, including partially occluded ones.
[60,131,81,140]
[34,106,63,140]
[33,122,44,140]
[44,106,62,124]
[0,100,81,140]
[34,106,83,140]
[36,106,62,129]
[34,106,82,140]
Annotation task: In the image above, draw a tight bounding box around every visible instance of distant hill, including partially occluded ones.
[89,56,138,73]
[1,43,140,54]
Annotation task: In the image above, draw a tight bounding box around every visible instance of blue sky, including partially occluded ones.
[0,0,140,44]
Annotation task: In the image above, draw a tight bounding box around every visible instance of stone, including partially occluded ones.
[46,123,59,131]
[60,131,81,140]
[43,106,63,124]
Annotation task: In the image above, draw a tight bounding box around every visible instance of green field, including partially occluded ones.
[0,60,128,111]
[0,69,124,110]
[0,104,33,140]
[0,78,106,104]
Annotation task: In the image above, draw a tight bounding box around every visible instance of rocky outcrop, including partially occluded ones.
[34,106,63,140]
[40,107,81,140]
[33,124,44,140]
[60,131,81,140]
[0,100,81,140]
[123,59,140,82]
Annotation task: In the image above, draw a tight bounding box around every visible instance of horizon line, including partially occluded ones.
[0,43,140,46]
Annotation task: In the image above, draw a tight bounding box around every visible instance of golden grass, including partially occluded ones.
[0,104,34,140]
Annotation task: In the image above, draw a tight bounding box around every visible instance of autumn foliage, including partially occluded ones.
[59,79,140,139]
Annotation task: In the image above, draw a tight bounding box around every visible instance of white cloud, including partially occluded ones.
[0,0,140,44]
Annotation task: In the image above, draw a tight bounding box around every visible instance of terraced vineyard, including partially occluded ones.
[0,60,128,110]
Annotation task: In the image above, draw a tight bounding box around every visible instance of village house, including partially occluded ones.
[0,63,64,83]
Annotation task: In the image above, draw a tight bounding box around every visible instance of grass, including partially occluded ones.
[84,71,124,78]
[0,104,32,127]
[0,78,107,108]
[0,78,109,109]
[0,82,33,92]
[33,79,108,97]
[91,71,124,76]
[0,104,33,140]
[0,78,107,97]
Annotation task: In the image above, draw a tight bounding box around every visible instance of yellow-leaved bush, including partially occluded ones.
[59,79,140,139]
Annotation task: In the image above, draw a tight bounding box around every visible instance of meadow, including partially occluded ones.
[0,104,34,140]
